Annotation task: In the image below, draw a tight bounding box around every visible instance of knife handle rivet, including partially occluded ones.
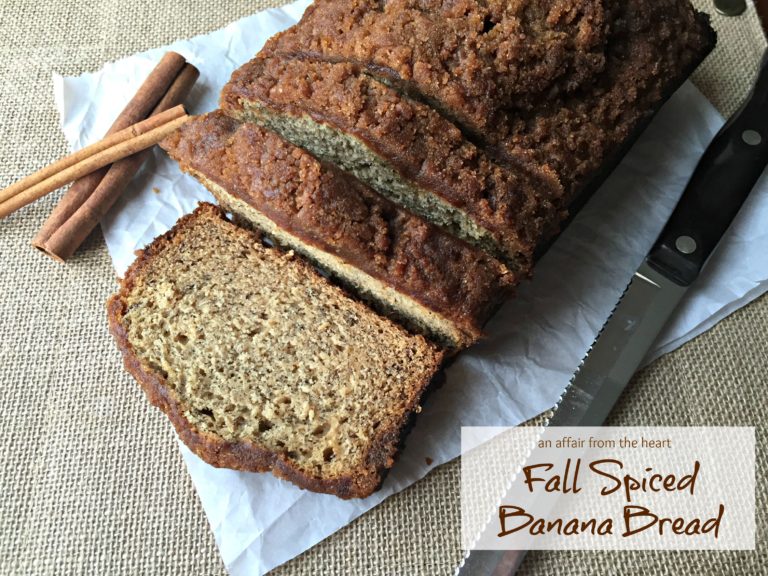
[713,0,746,17]
[675,235,697,255]
[742,130,762,146]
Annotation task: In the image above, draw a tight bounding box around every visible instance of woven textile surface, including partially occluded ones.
[0,1,765,574]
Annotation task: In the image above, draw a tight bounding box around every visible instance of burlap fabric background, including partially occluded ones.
[0,1,765,574]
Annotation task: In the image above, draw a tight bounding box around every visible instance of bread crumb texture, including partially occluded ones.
[108,204,443,498]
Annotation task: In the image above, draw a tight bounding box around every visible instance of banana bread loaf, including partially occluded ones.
[107,203,444,499]
[160,111,515,349]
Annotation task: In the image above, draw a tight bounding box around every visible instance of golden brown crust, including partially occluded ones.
[498,0,717,199]
[161,112,516,348]
[264,0,608,137]
[107,204,444,499]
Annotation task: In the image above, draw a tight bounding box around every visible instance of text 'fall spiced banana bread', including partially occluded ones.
[161,111,516,349]
[107,204,444,499]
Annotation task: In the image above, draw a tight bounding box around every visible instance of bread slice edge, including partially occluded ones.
[106,203,445,499]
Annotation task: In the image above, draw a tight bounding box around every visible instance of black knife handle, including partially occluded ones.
[648,49,768,286]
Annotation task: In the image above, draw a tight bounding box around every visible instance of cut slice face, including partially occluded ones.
[107,203,445,499]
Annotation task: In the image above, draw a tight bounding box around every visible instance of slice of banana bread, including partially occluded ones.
[160,111,515,349]
[107,203,444,499]
[220,55,565,269]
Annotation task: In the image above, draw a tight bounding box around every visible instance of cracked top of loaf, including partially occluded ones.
[265,0,609,136]
[265,0,715,151]
[497,0,717,197]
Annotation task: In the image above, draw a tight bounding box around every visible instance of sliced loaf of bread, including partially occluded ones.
[220,55,565,269]
[224,0,715,212]
[160,111,514,349]
[107,203,444,499]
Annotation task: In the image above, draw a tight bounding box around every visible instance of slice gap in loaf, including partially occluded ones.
[207,174,479,348]
[235,100,518,267]
[220,56,570,271]
[107,203,444,499]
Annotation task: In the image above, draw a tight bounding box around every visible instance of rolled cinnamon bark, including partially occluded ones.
[150,64,200,114]
[0,112,190,220]
[0,106,186,207]
[31,51,190,259]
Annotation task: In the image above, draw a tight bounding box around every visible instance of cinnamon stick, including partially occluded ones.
[0,113,190,219]
[40,65,200,262]
[30,51,187,253]
[0,106,185,206]
[150,64,200,115]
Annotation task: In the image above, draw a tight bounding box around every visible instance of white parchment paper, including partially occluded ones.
[53,2,768,573]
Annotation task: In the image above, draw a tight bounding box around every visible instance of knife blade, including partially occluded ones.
[457,48,768,576]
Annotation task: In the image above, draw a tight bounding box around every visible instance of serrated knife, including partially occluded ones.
[457,49,768,576]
